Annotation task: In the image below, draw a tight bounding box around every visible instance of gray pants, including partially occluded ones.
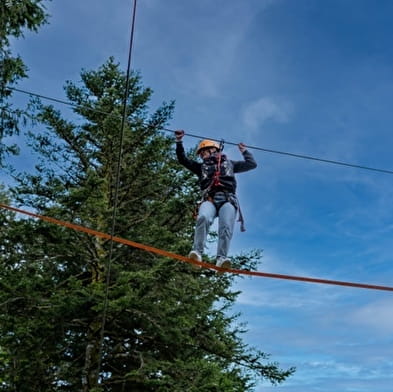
[192,193,237,259]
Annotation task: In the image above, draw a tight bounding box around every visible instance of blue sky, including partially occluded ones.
[6,0,393,391]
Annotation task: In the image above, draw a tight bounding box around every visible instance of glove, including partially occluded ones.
[175,129,185,141]
[238,143,247,153]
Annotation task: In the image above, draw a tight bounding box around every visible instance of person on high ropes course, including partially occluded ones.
[175,129,257,270]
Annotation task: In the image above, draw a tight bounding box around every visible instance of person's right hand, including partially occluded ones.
[175,129,185,141]
[238,142,247,153]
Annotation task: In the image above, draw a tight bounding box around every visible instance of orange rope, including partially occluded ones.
[1,202,393,292]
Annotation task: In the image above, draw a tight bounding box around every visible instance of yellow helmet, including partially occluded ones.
[196,139,220,154]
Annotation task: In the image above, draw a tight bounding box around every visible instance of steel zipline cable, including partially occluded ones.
[162,128,393,175]
[6,86,393,176]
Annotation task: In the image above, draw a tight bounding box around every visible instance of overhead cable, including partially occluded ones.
[7,86,393,175]
[162,128,393,175]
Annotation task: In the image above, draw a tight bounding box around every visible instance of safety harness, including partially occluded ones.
[196,140,246,232]
[212,142,224,188]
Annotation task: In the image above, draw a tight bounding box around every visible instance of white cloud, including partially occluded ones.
[242,97,293,130]
[160,1,279,98]
[233,250,345,310]
[236,285,326,309]
[350,298,393,334]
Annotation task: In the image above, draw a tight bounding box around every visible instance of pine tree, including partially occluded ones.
[0,58,294,391]
[0,0,49,161]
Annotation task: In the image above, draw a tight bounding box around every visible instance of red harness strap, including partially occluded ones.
[212,152,223,187]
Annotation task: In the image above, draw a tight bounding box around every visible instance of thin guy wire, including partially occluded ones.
[7,87,393,175]
[7,86,115,117]
[97,0,138,381]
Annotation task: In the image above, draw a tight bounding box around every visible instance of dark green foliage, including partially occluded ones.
[0,0,48,87]
[0,59,294,391]
[0,0,49,162]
